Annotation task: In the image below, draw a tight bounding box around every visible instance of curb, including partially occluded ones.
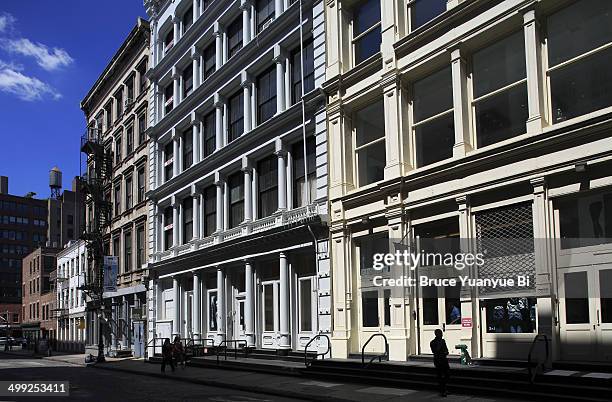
[91,363,355,402]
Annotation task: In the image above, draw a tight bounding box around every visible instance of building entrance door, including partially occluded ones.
[559,266,612,361]
[418,282,463,355]
[261,280,280,349]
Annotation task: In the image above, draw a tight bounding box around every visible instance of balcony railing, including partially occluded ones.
[152,203,323,263]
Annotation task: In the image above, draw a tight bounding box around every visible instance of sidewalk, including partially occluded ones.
[86,358,511,402]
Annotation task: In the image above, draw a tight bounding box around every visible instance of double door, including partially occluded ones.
[418,282,463,355]
[261,280,280,349]
[559,266,612,361]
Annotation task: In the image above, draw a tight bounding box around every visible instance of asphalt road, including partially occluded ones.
[0,354,302,402]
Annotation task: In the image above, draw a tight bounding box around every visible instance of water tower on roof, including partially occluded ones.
[49,166,62,199]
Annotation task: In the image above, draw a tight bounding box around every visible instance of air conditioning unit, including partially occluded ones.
[261,18,274,31]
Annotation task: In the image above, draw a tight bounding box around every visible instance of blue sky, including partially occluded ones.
[0,1,146,198]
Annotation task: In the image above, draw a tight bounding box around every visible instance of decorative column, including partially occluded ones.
[450,46,472,157]
[273,45,286,114]
[172,16,180,44]
[381,71,405,179]
[523,8,545,133]
[190,187,199,242]
[275,139,287,211]
[214,172,224,234]
[192,271,201,340]
[279,252,290,350]
[213,22,223,70]
[216,267,225,344]
[193,0,200,19]
[191,46,201,90]
[240,0,252,44]
[172,196,179,249]
[172,67,180,109]
[244,260,255,347]
[122,295,128,349]
[214,93,225,151]
[242,157,253,223]
[191,113,200,164]
[172,276,180,337]
[275,0,283,18]
[240,71,252,132]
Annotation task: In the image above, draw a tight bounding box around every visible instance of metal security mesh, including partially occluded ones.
[475,203,535,295]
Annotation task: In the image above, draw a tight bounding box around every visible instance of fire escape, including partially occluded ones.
[79,125,112,362]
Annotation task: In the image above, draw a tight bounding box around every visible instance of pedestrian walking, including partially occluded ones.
[430,329,450,397]
[161,338,175,373]
[173,336,185,369]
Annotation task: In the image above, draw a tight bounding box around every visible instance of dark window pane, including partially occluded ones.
[383,289,391,326]
[228,173,244,228]
[413,66,453,122]
[475,82,528,148]
[355,100,385,147]
[558,191,612,249]
[293,137,316,207]
[415,112,454,167]
[183,129,193,169]
[355,26,381,64]
[444,284,461,325]
[300,280,312,331]
[547,0,612,67]
[565,272,590,324]
[362,290,379,327]
[357,141,385,186]
[264,284,274,331]
[484,297,536,333]
[228,18,243,58]
[473,31,526,98]
[600,269,612,323]
[422,286,438,325]
[203,112,216,157]
[228,91,244,142]
[257,66,277,123]
[354,0,380,35]
[258,156,278,217]
[256,0,275,32]
[204,186,216,236]
[412,0,447,29]
[550,47,612,124]
[203,44,216,80]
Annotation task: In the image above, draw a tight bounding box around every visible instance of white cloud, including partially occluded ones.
[0,13,16,33]
[3,38,73,71]
[0,60,61,101]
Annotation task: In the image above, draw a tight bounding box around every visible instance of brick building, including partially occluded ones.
[20,246,60,345]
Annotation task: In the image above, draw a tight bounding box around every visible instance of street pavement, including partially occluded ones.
[0,351,519,402]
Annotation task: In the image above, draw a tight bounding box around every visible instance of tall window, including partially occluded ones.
[125,175,133,210]
[227,18,243,59]
[183,129,193,170]
[115,136,122,163]
[136,225,145,268]
[257,66,276,124]
[164,142,174,181]
[290,39,315,105]
[355,100,385,186]
[126,77,134,105]
[410,0,447,30]
[113,236,120,270]
[126,125,134,155]
[353,0,381,65]
[203,43,216,81]
[228,173,244,229]
[105,103,113,130]
[547,0,612,124]
[124,230,132,272]
[164,84,174,114]
[138,60,148,95]
[182,67,193,98]
[203,111,216,158]
[228,91,244,142]
[164,29,174,54]
[557,190,612,249]
[293,137,316,207]
[256,0,275,33]
[115,89,123,118]
[114,183,121,216]
[183,197,193,243]
[182,6,193,34]
[137,167,145,203]
[472,31,527,148]
[204,186,216,236]
[138,113,146,145]
[258,156,278,218]
[164,207,173,250]
[413,66,454,167]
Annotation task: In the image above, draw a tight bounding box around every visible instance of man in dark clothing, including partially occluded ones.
[430,329,450,397]
[161,338,175,373]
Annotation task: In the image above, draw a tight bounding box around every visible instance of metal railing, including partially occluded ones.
[361,333,389,368]
[527,333,550,384]
[144,337,168,360]
[216,339,248,365]
[303,334,331,368]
